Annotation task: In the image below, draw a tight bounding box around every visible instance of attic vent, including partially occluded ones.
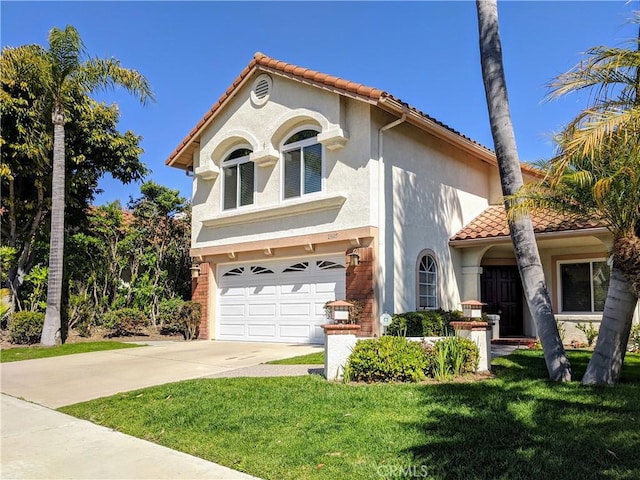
[251,74,272,106]
[255,79,269,98]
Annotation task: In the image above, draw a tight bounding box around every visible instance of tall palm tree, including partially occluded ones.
[476,0,572,381]
[511,16,640,384]
[39,26,153,345]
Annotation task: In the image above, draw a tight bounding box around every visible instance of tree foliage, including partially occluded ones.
[1,40,149,305]
[507,12,640,385]
[64,182,191,334]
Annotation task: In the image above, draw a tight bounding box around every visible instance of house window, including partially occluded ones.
[559,259,610,312]
[223,148,254,210]
[282,129,322,199]
[418,253,438,309]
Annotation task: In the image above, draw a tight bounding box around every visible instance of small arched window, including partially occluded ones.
[417,253,438,309]
[222,148,254,210]
[282,129,322,199]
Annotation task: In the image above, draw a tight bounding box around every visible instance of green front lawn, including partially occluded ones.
[266,350,324,365]
[0,341,142,363]
[60,350,640,480]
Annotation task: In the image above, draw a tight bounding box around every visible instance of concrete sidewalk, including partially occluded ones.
[0,341,320,480]
[1,394,259,479]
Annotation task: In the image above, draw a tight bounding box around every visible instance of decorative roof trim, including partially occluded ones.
[166,52,539,176]
[449,204,609,246]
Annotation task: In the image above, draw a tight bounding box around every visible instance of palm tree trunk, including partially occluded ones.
[41,106,66,346]
[476,0,571,380]
[582,266,638,385]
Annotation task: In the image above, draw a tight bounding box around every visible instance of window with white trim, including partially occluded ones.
[222,148,254,210]
[558,258,610,312]
[418,254,438,309]
[282,129,323,199]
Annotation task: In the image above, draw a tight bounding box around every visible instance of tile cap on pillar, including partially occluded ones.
[450,321,491,331]
[322,324,361,335]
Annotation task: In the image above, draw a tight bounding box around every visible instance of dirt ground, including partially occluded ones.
[0,326,185,350]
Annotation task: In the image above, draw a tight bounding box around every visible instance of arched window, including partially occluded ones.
[282,129,322,199]
[222,148,254,210]
[417,253,438,309]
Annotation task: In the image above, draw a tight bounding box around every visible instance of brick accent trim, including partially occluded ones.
[191,263,210,339]
[345,247,375,337]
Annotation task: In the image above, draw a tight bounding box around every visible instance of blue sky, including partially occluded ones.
[1,1,636,205]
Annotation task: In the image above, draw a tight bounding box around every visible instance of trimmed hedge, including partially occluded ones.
[102,308,148,337]
[9,311,45,344]
[345,336,427,383]
[386,309,463,337]
[159,300,202,340]
[345,335,479,383]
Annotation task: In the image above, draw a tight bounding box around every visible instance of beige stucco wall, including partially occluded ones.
[459,234,639,341]
[190,72,374,250]
[371,110,495,315]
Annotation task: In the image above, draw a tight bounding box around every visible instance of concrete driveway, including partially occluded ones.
[0,340,321,408]
[1,340,319,479]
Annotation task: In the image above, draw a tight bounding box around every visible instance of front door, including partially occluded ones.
[481,266,523,336]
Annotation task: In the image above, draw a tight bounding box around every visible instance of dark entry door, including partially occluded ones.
[481,266,523,336]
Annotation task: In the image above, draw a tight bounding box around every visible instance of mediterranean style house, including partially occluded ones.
[166,53,639,344]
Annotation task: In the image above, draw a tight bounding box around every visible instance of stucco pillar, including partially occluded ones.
[461,266,483,302]
[322,324,361,381]
[450,321,492,372]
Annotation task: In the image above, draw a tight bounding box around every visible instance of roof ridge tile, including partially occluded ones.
[166,52,507,170]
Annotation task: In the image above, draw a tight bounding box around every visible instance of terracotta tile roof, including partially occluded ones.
[166,52,527,172]
[450,205,607,242]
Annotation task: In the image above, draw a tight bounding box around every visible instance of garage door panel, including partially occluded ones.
[314,302,331,316]
[280,303,311,316]
[316,282,339,294]
[248,303,277,316]
[280,283,311,295]
[219,324,246,337]
[279,324,312,339]
[220,304,245,316]
[249,285,277,296]
[218,255,346,343]
[247,324,277,337]
[220,286,246,297]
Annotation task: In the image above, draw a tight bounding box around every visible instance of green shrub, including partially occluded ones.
[387,309,461,337]
[160,300,201,340]
[423,337,479,380]
[179,301,202,340]
[8,311,45,344]
[345,336,427,383]
[629,324,640,353]
[158,298,185,334]
[68,288,95,337]
[576,321,599,347]
[102,308,148,337]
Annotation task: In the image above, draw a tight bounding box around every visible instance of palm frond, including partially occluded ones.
[77,58,155,105]
[47,25,84,96]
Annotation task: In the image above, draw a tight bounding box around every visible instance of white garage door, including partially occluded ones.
[217,256,346,343]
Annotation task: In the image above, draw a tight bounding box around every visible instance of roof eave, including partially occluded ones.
[449,226,610,248]
[166,61,263,170]
[378,96,496,163]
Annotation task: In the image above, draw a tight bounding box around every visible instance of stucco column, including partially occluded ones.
[450,321,492,372]
[461,266,483,302]
[322,324,361,381]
